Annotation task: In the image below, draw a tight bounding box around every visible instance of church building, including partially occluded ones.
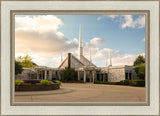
[15,26,138,82]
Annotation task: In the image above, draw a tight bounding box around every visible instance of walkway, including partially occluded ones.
[15,83,145,102]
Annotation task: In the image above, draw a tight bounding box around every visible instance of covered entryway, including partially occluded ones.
[76,66,100,83]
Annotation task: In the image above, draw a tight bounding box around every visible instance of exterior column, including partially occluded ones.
[58,71,61,80]
[94,71,97,81]
[131,71,133,79]
[78,71,80,80]
[92,71,95,83]
[128,71,130,79]
[90,73,92,82]
[37,70,39,80]
[29,71,31,80]
[45,70,47,80]
[49,70,52,80]
[99,73,102,81]
[103,74,105,81]
[84,70,86,83]
[41,70,43,79]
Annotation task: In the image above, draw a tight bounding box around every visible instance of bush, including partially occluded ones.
[15,80,24,88]
[54,80,62,86]
[124,79,130,85]
[120,79,145,87]
[94,81,120,85]
[15,60,23,75]
[62,81,83,83]
[120,80,124,85]
[134,63,145,80]
[61,67,77,81]
[23,80,40,84]
[94,80,145,87]
[129,80,145,87]
[40,80,53,86]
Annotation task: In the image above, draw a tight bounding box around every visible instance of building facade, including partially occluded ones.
[15,26,138,82]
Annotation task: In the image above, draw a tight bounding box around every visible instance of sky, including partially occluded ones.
[15,15,145,68]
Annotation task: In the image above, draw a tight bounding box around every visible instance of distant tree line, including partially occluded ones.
[15,54,37,75]
[133,55,145,80]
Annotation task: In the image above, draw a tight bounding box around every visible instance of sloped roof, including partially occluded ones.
[80,55,97,67]
[58,53,96,69]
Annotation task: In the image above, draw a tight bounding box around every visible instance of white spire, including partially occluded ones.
[105,53,107,67]
[61,52,63,63]
[109,50,112,66]
[90,48,92,62]
[78,25,83,60]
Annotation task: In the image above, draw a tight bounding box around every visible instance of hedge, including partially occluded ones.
[94,81,120,85]
[94,80,145,87]
[40,80,53,86]
[129,80,145,86]
[15,80,24,88]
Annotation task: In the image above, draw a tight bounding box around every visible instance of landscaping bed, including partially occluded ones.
[15,80,61,91]
[62,80,83,83]
[94,79,145,87]
[15,83,60,91]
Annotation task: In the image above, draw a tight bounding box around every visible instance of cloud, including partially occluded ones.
[97,15,118,21]
[97,17,102,21]
[97,15,145,29]
[85,37,106,47]
[15,15,63,32]
[112,53,145,66]
[15,15,144,68]
[107,15,119,19]
[121,15,145,29]
[142,37,145,42]
[15,15,78,55]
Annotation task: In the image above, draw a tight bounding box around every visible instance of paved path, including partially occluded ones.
[15,83,145,102]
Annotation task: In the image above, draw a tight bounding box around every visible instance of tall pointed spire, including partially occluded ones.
[109,50,112,66]
[78,25,83,60]
[90,48,92,62]
[61,52,63,63]
[105,53,107,67]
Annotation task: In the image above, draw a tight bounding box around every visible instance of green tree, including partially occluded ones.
[60,67,77,81]
[17,54,35,68]
[15,60,23,75]
[133,55,145,66]
[134,63,145,80]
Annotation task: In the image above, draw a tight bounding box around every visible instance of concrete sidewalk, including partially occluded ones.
[15,83,145,102]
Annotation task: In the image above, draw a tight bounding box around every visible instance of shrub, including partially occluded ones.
[23,80,40,84]
[134,63,145,80]
[120,80,124,85]
[120,79,145,87]
[15,60,23,75]
[54,80,62,86]
[60,67,77,81]
[124,79,130,85]
[15,80,24,88]
[94,81,120,85]
[40,80,53,86]
[129,80,145,87]
[62,81,83,83]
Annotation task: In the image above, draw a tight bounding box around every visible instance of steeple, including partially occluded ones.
[78,25,83,60]
[61,52,63,63]
[105,54,107,67]
[90,48,92,62]
[109,50,112,66]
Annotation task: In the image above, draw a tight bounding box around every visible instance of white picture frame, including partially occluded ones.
[1,0,159,115]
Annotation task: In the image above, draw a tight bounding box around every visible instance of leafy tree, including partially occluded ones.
[134,63,145,80]
[133,55,145,66]
[17,54,35,68]
[61,67,77,81]
[15,60,23,75]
